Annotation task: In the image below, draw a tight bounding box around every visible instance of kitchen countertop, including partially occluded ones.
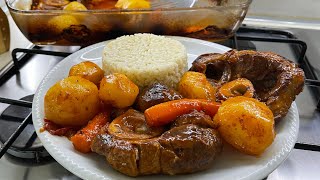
[244,0,320,29]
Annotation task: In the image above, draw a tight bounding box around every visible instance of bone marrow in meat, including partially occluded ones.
[91,109,222,176]
[190,50,305,120]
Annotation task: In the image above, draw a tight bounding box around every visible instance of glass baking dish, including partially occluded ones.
[5,0,252,46]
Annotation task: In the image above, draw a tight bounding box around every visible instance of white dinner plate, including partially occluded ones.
[32,36,299,180]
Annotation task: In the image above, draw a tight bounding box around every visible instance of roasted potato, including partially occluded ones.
[69,61,104,86]
[115,0,150,9]
[99,73,139,108]
[64,1,87,10]
[47,15,79,33]
[44,76,100,126]
[178,71,216,101]
[214,96,275,156]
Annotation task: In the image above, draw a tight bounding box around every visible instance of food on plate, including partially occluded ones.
[110,107,130,119]
[44,76,100,126]
[217,78,255,100]
[136,83,183,112]
[69,61,105,86]
[178,71,216,101]
[41,34,305,177]
[171,109,216,129]
[99,73,139,108]
[91,109,222,176]
[214,96,275,156]
[108,109,165,139]
[102,34,188,88]
[115,0,150,9]
[42,119,79,136]
[144,99,220,127]
[190,50,305,120]
[71,112,110,153]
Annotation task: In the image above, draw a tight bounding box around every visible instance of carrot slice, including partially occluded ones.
[70,112,110,153]
[144,99,220,127]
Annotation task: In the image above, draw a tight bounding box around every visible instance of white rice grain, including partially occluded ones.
[102,34,188,88]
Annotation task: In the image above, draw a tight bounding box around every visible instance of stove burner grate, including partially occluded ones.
[0,95,51,162]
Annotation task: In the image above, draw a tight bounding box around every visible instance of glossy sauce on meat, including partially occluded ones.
[136,83,183,112]
[42,119,79,137]
[108,109,165,139]
[171,110,216,129]
[91,109,222,176]
[190,50,305,120]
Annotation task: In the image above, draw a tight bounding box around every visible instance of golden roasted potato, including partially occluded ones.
[44,76,100,126]
[178,71,216,101]
[214,96,275,156]
[64,1,87,11]
[69,61,104,86]
[47,15,79,33]
[99,73,139,108]
[115,0,150,9]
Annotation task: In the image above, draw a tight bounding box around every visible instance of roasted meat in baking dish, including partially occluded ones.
[190,50,305,121]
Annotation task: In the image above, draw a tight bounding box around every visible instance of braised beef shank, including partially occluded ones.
[91,109,222,176]
[190,50,305,120]
[136,83,183,112]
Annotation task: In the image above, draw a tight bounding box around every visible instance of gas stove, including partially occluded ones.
[1,6,320,179]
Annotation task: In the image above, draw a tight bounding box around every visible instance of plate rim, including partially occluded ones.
[32,36,299,180]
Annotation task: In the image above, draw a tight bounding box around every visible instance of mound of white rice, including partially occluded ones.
[102,34,188,88]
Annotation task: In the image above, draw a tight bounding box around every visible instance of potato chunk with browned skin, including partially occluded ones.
[214,96,275,156]
[47,15,79,33]
[44,76,100,126]
[178,71,216,101]
[99,73,139,108]
[64,1,87,11]
[69,61,104,86]
[115,0,150,9]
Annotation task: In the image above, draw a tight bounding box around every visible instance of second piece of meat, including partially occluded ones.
[91,109,222,176]
[136,83,183,112]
